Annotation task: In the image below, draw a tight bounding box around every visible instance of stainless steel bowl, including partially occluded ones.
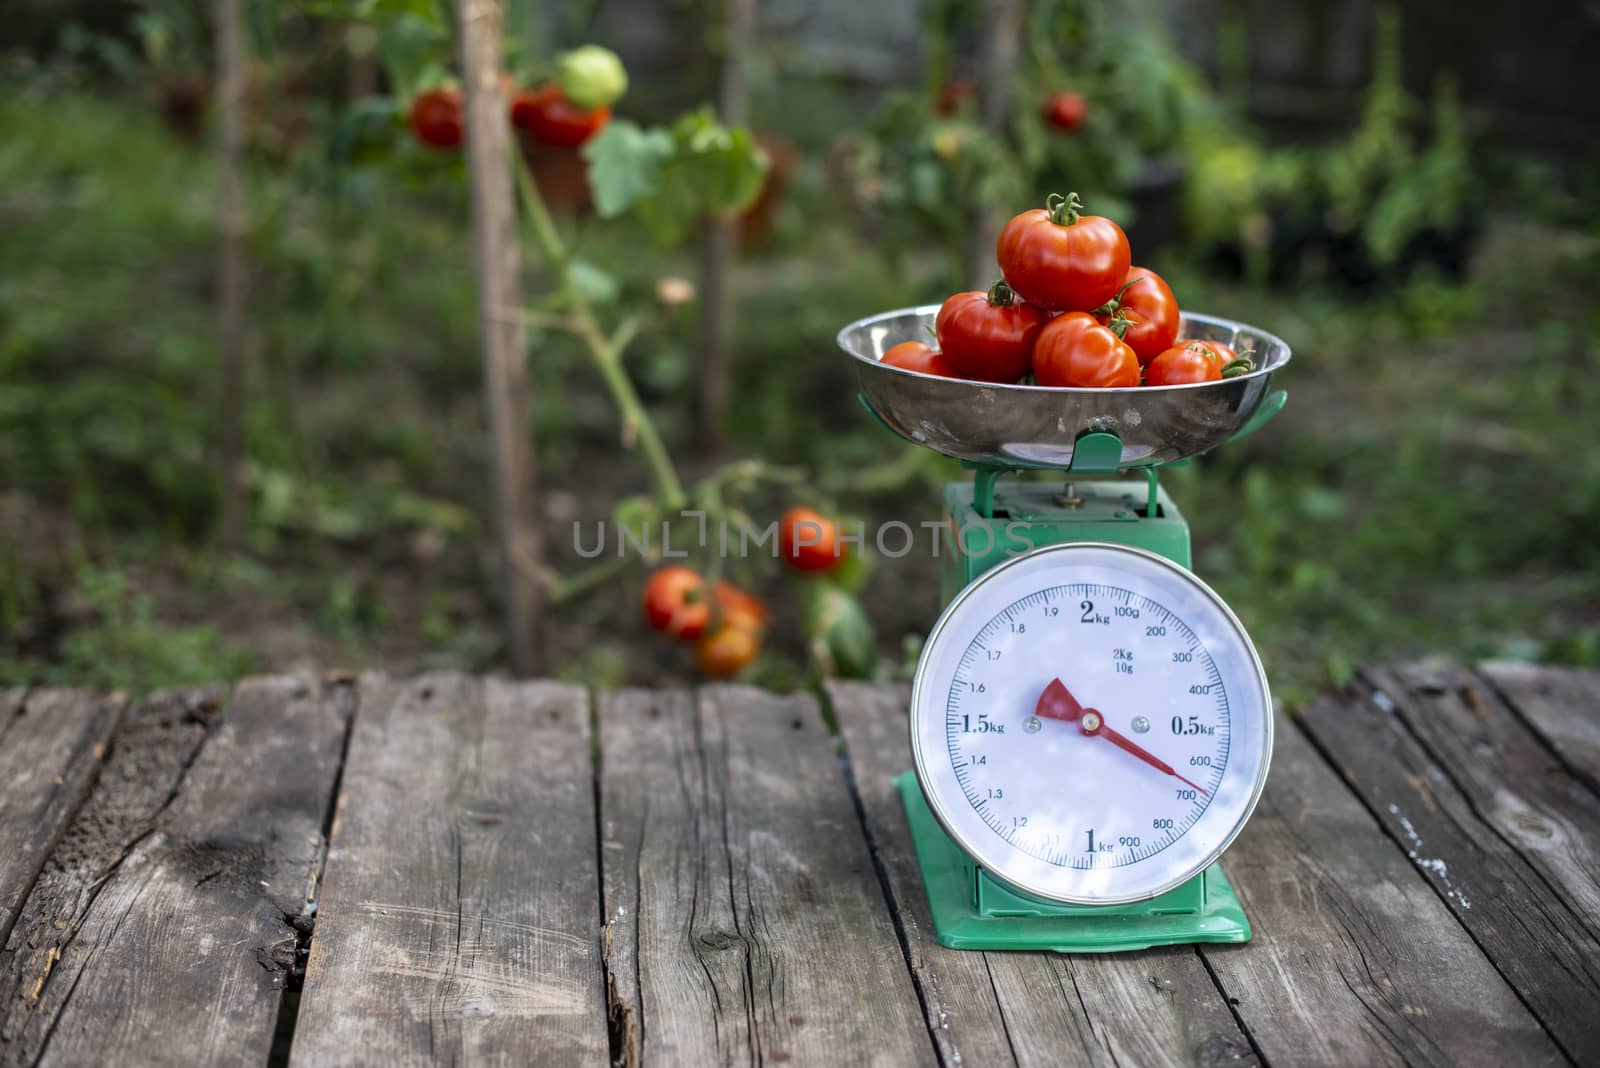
[838,306,1290,468]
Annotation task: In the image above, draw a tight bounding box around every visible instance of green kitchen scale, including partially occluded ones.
[839,306,1290,953]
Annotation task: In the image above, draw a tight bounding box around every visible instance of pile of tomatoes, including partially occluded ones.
[642,507,854,679]
[883,191,1254,388]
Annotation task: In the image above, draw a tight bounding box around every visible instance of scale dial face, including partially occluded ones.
[911,542,1272,905]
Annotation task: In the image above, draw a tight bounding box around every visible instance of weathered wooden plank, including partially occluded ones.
[0,689,121,951]
[1200,708,1565,1068]
[1478,660,1600,791]
[826,681,1255,1068]
[1,687,220,1062]
[1298,667,1600,1062]
[0,676,349,1068]
[599,686,933,1067]
[291,673,607,1067]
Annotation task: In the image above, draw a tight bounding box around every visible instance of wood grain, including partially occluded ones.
[826,681,1255,1068]
[598,686,933,1067]
[0,677,349,1068]
[0,689,121,951]
[290,673,607,1067]
[1200,708,1565,1068]
[1303,662,1600,1063]
[1,687,220,1062]
[1478,660,1600,791]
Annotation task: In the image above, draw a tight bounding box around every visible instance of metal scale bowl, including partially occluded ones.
[839,306,1291,472]
[837,305,1292,954]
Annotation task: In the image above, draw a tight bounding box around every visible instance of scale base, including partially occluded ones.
[895,772,1251,953]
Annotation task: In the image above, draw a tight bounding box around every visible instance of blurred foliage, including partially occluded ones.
[1185,5,1474,285]
[1,2,1598,697]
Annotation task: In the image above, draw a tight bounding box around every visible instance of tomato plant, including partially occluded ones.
[1033,311,1140,388]
[780,506,847,572]
[1042,91,1087,133]
[996,192,1130,312]
[319,3,877,683]
[1095,267,1179,365]
[935,281,1047,383]
[881,340,960,378]
[408,88,462,150]
[514,85,611,148]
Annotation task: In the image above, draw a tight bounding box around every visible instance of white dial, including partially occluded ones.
[911,542,1272,905]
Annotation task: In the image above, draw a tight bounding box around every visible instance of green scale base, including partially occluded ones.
[895,773,1250,952]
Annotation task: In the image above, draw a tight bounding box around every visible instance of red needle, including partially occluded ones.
[1033,678,1211,796]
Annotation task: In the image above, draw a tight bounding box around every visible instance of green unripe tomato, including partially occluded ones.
[558,46,628,109]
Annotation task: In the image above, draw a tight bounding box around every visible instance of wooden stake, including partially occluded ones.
[966,0,1020,290]
[698,0,755,448]
[215,0,246,548]
[458,0,543,674]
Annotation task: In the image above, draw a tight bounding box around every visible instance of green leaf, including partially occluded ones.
[583,120,673,218]
[583,109,767,246]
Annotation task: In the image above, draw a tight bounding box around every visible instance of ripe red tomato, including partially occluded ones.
[881,340,961,378]
[1042,91,1087,132]
[408,88,463,150]
[694,618,762,678]
[713,581,768,631]
[997,193,1131,312]
[780,506,846,572]
[935,281,1048,383]
[1095,267,1179,366]
[642,565,710,640]
[1033,311,1141,388]
[516,85,610,148]
[1144,342,1224,386]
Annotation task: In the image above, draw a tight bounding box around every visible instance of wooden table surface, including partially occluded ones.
[1,661,1597,1067]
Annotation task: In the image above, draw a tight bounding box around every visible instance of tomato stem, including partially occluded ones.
[1092,276,1141,316]
[1220,357,1254,378]
[1045,191,1084,226]
[514,158,688,510]
[1105,311,1133,340]
[986,279,1020,307]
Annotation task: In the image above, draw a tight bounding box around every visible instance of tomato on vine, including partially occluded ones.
[515,85,611,148]
[642,565,710,639]
[1042,91,1087,133]
[694,618,762,678]
[1033,311,1141,388]
[881,340,961,378]
[713,581,768,630]
[996,192,1130,312]
[557,45,629,109]
[408,88,463,150]
[935,281,1047,383]
[780,506,847,572]
[1095,267,1180,366]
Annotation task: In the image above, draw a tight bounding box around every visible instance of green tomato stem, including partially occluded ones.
[986,278,1019,306]
[1093,276,1141,316]
[514,158,688,511]
[1045,191,1084,226]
